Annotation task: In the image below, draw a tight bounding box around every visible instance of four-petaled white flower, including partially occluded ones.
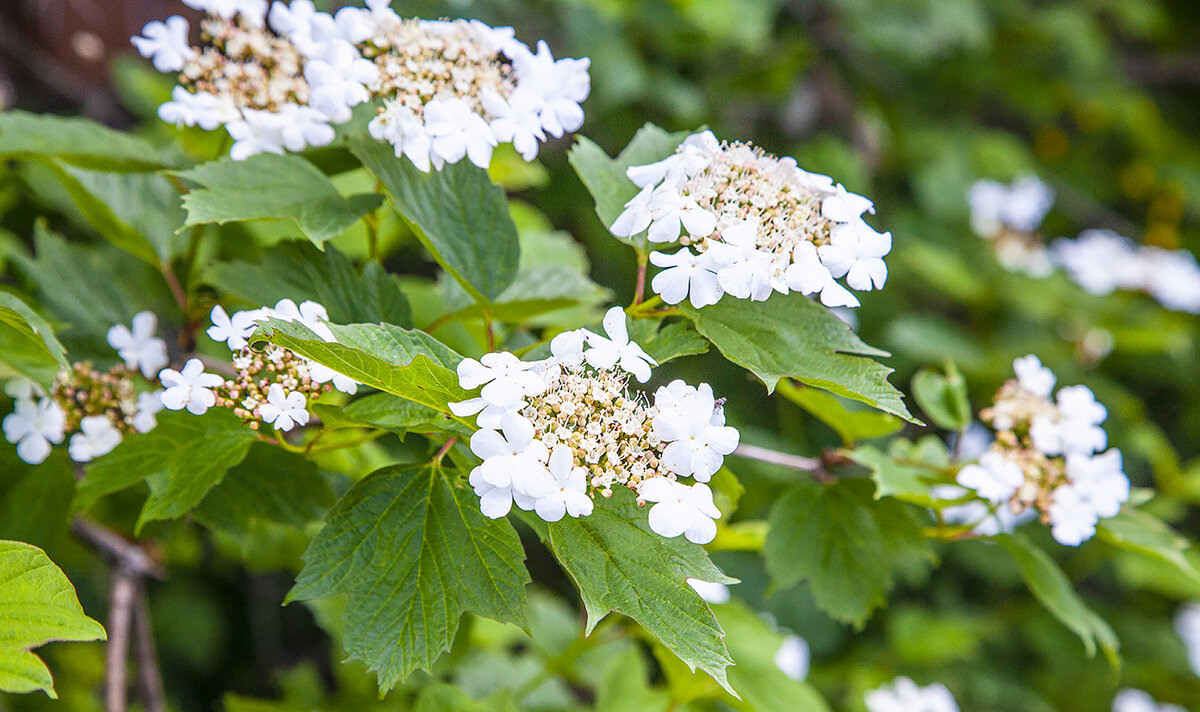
[817,220,891,292]
[1047,483,1098,547]
[468,415,554,518]
[639,477,721,544]
[68,415,123,463]
[649,248,724,308]
[369,102,433,172]
[107,311,169,379]
[786,242,860,308]
[1012,354,1055,398]
[956,450,1024,504]
[455,352,547,409]
[259,383,310,432]
[308,362,359,395]
[609,184,656,238]
[133,391,165,433]
[159,358,224,415]
[483,89,546,161]
[646,187,718,244]
[132,16,195,72]
[3,397,66,465]
[424,97,498,170]
[582,307,657,383]
[549,330,586,366]
[208,305,259,350]
[533,445,594,522]
[652,381,739,482]
[706,221,775,302]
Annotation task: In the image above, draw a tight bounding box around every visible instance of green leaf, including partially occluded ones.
[287,464,529,691]
[0,292,68,390]
[911,363,971,431]
[36,161,162,265]
[718,603,831,712]
[0,450,75,552]
[313,393,470,437]
[847,436,952,506]
[779,381,902,445]
[627,319,710,364]
[207,240,412,327]
[682,293,915,421]
[998,533,1119,664]
[194,444,335,539]
[1096,509,1200,588]
[177,154,384,245]
[75,409,257,531]
[349,137,519,302]
[0,110,172,171]
[252,319,469,417]
[545,488,736,693]
[595,647,671,712]
[0,541,106,698]
[764,479,934,627]
[568,124,692,249]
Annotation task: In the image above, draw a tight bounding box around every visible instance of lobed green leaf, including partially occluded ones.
[0,110,173,172]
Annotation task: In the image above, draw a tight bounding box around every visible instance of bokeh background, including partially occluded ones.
[2,1,1200,710]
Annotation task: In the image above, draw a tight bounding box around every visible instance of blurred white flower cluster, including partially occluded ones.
[967,174,1056,277]
[937,355,1129,546]
[133,0,589,167]
[1111,689,1187,712]
[611,131,890,309]
[1175,602,1200,677]
[162,299,360,432]
[864,676,959,712]
[3,312,168,465]
[453,307,738,542]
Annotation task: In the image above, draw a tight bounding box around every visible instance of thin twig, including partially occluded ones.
[732,443,821,471]
[484,309,496,352]
[71,519,164,580]
[132,588,165,712]
[105,572,136,712]
[632,251,648,306]
[160,262,188,316]
[432,437,458,465]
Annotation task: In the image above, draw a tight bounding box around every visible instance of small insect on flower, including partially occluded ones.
[612,130,890,309]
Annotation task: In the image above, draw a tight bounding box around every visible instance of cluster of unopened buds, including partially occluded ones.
[133,0,590,168]
[452,307,738,542]
[968,175,1200,313]
[3,312,168,465]
[610,130,891,309]
[936,355,1129,546]
[158,299,359,433]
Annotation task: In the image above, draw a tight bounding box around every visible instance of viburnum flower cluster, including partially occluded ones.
[133,0,590,167]
[864,676,959,712]
[3,312,168,465]
[161,299,359,432]
[967,175,1056,277]
[1052,229,1200,314]
[610,131,891,309]
[453,307,737,543]
[942,355,1129,546]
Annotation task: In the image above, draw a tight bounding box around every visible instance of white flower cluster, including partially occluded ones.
[1112,689,1186,712]
[134,0,590,167]
[967,175,1056,277]
[453,307,737,542]
[864,677,959,712]
[1175,602,1200,677]
[164,299,359,431]
[363,15,590,171]
[1052,229,1200,314]
[940,355,1129,546]
[610,131,891,309]
[3,312,168,465]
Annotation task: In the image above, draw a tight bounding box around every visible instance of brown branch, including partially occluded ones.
[71,518,164,580]
[632,252,648,306]
[132,588,165,712]
[105,572,136,712]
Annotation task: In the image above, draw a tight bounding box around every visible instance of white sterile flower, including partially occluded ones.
[610,185,656,238]
[549,330,587,367]
[686,578,731,605]
[1031,385,1109,457]
[1174,602,1200,677]
[510,40,589,137]
[652,381,739,482]
[333,0,399,43]
[449,398,520,430]
[649,248,724,308]
[786,241,860,308]
[582,307,657,383]
[482,89,546,161]
[132,16,195,73]
[627,130,719,188]
[1012,354,1055,398]
[277,104,337,152]
[816,220,891,292]
[158,88,239,131]
[773,634,810,682]
[3,398,66,465]
[533,445,594,522]
[469,19,519,55]
[865,677,959,712]
[107,311,169,379]
[1066,449,1128,519]
[638,477,721,544]
[821,184,874,223]
[1047,483,1099,546]
[646,186,718,244]
[935,486,1033,537]
[706,221,774,301]
[469,415,554,518]
[424,97,498,170]
[4,377,43,401]
[308,362,358,395]
[1051,230,1144,297]
[1112,689,1187,712]
[68,415,123,463]
[227,108,289,160]
[369,101,433,172]
[185,0,266,25]
[304,41,377,120]
[956,450,1024,503]
[258,383,310,432]
[267,0,335,56]
[132,391,164,433]
[159,358,224,415]
[968,175,1054,237]
[1143,247,1200,313]
[456,352,547,408]
[207,305,259,351]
